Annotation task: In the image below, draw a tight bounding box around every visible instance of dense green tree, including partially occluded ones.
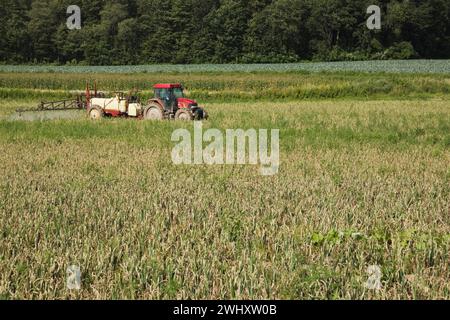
[116,18,141,64]
[244,0,310,62]
[27,0,59,62]
[138,0,176,63]
[397,0,450,58]
[0,0,448,64]
[209,0,250,63]
[187,0,220,63]
[1,0,32,63]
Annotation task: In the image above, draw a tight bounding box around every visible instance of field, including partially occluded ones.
[0,64,449,299]
[1,70,450,104]
[1,60,450,74]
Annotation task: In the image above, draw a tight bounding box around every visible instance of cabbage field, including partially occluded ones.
[1,60,449,74]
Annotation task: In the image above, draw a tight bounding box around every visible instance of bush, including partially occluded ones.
[382,42,417,60]
[313,46,369,62]
[238,52,299,64]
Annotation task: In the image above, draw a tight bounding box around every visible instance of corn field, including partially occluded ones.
[0,69,449,299]
[0,71,449,103]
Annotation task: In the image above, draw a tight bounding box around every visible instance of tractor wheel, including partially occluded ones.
[175,109,194,121]
[195,109,208,120]
[88,106,103,120]
[144,104,164,120]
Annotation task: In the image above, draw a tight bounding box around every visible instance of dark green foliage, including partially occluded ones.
[0,0,449,64]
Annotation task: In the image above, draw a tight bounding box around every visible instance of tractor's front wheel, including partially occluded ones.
[144,104,164,120]
[175,109,194,121]
[195,108,208,120]
[88,106,103,120]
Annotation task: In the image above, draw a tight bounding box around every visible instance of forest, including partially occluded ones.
[0,0,449,65]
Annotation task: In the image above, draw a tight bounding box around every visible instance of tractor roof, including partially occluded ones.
[153,83,182,89]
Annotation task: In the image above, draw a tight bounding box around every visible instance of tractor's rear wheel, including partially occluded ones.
[175,109,194,121]
[144,104,164,120]
[89,106,103,120]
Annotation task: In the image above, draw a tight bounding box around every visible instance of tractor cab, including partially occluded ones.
[154,84,182,112]
[154,84,184,100]
[153,83,199,111]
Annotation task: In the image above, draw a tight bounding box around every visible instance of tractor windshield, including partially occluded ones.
[172,88,184,99]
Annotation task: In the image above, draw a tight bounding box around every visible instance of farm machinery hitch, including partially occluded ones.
[16,97,86,114]
[15,82,98,115]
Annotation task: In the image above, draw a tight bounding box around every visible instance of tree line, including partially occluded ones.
[0,0,449,65]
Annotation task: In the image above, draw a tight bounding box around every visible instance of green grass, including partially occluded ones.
[0,99,449,299]
[1,101,449,150]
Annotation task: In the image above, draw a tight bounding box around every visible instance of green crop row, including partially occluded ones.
[1,60,449,74]
[1,72,449,102]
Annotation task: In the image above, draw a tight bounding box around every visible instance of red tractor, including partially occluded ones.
[144,84,208,120]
